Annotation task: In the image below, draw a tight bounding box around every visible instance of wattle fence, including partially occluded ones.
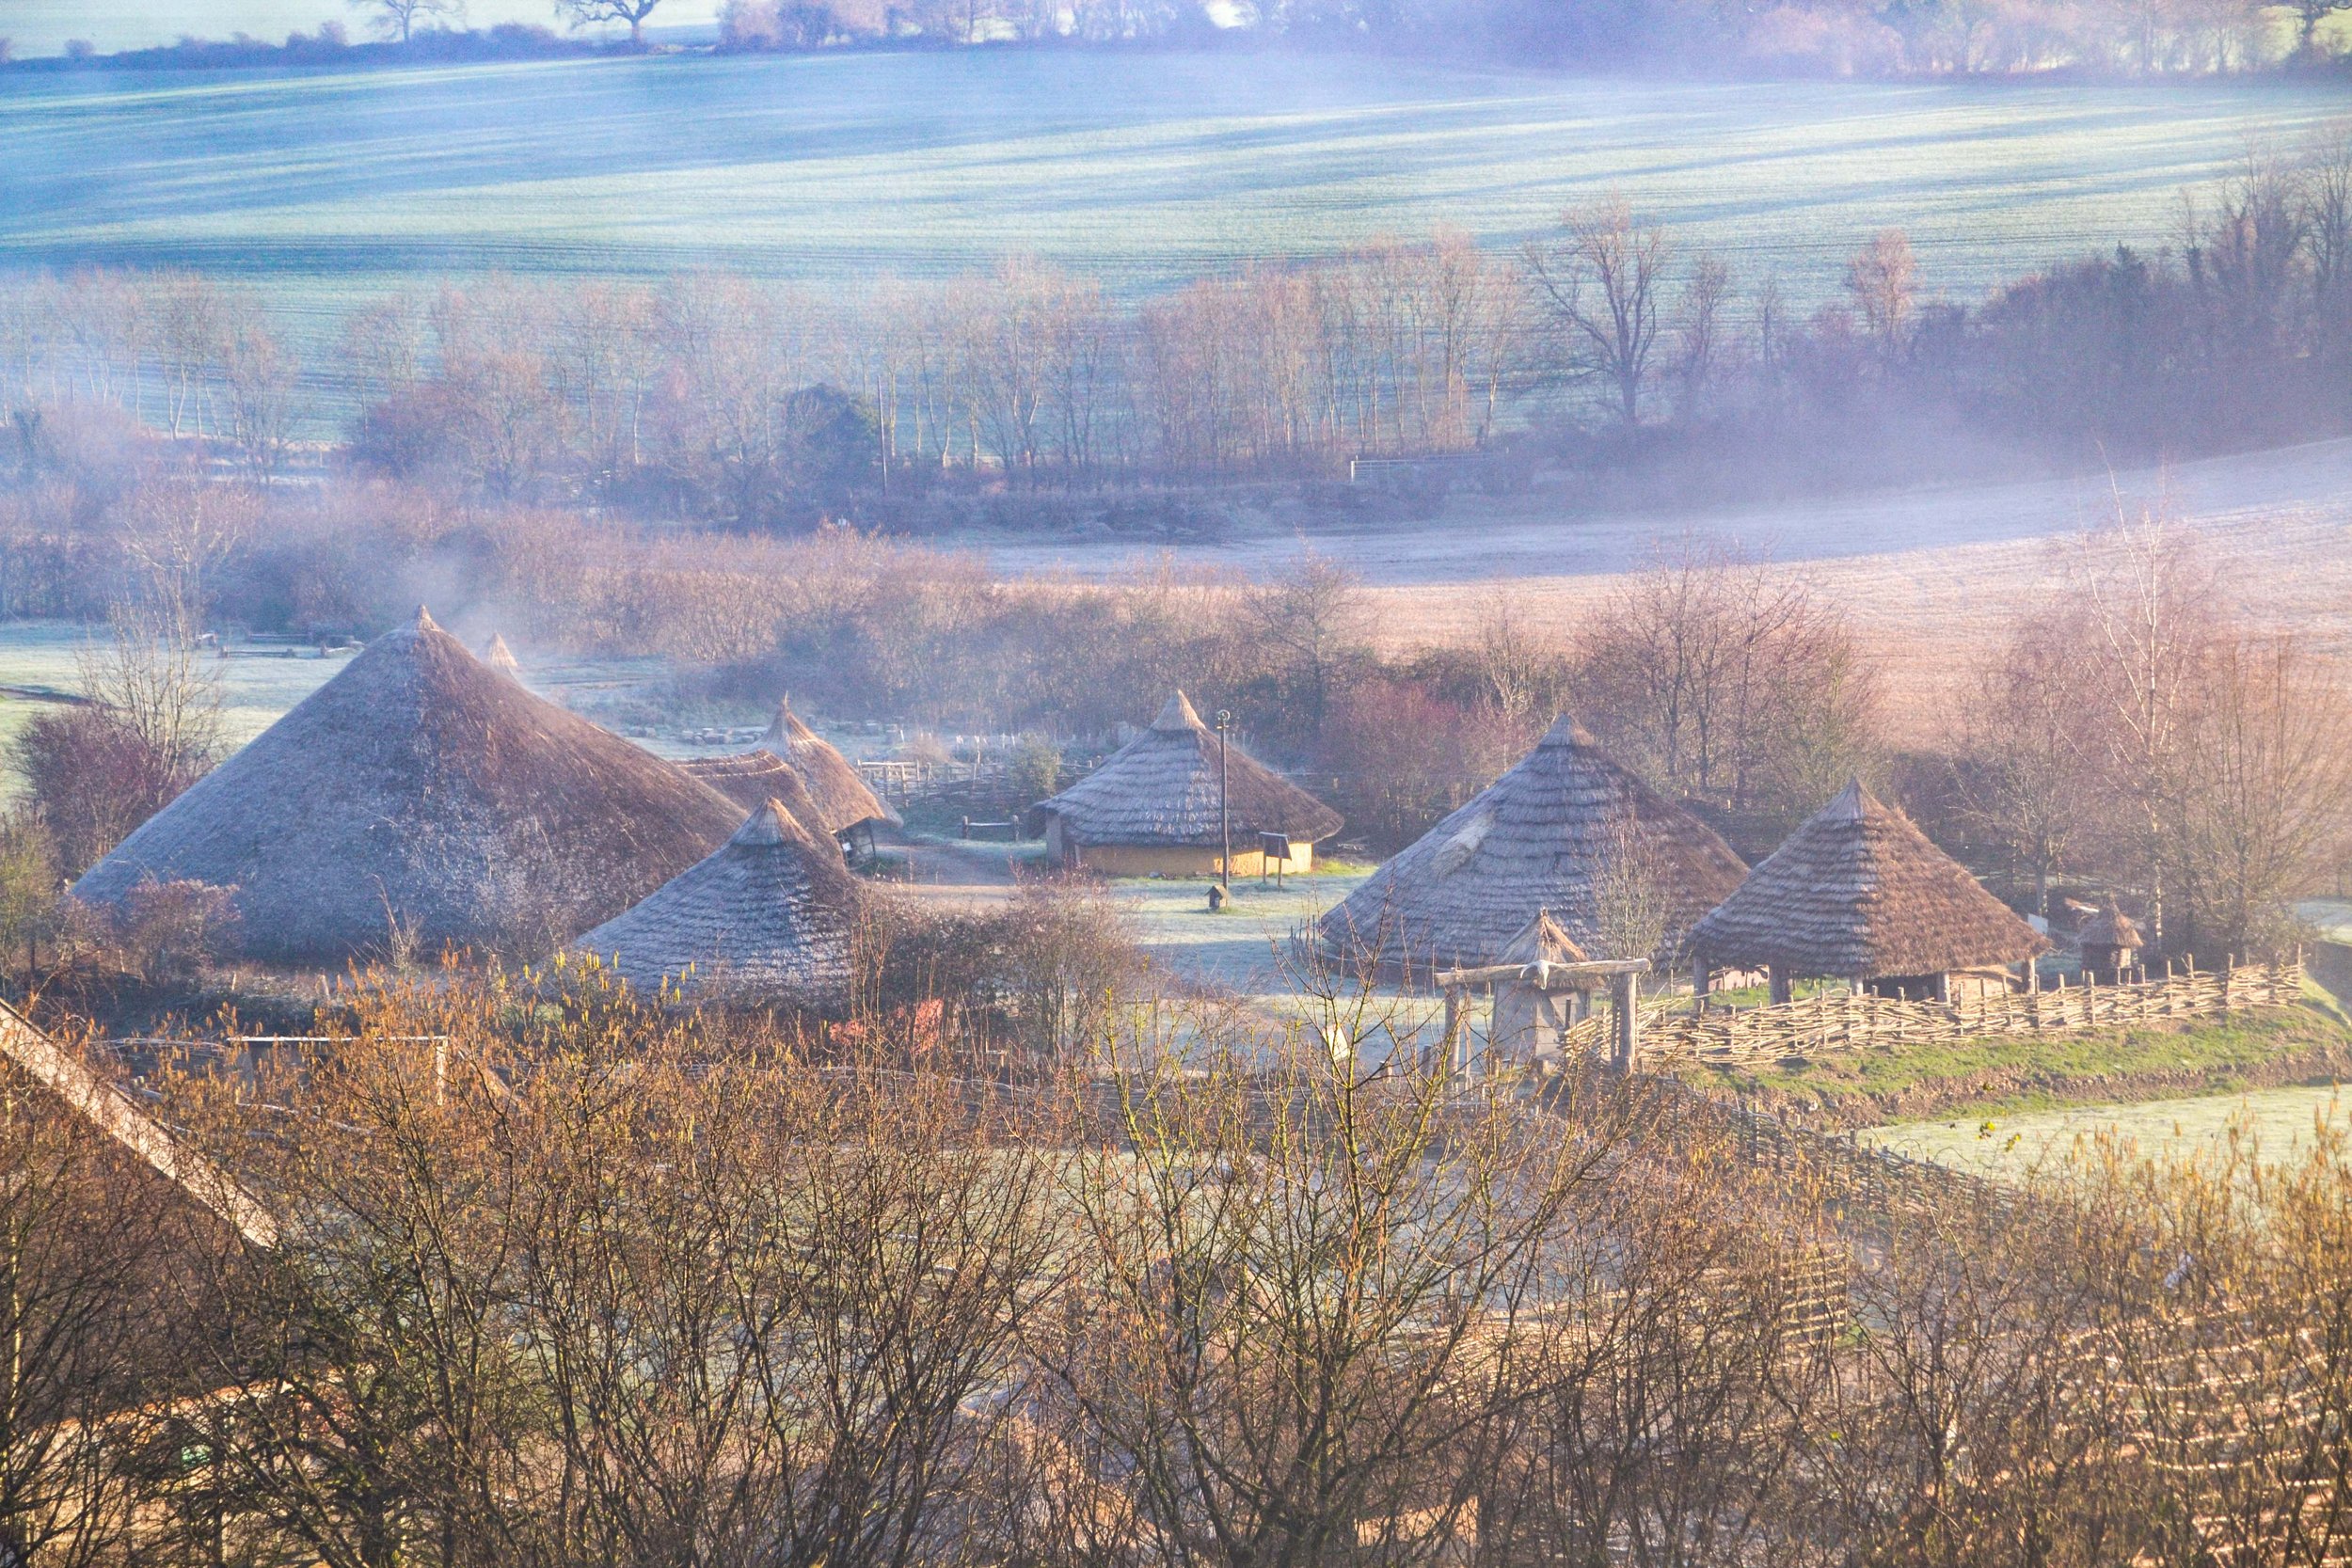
[1554,958,2307,1069]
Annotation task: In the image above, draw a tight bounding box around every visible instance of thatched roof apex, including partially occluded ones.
[72,610,743,964]
[1690,780,2047,979]
[571,798,861,1009]
[756,700,898,832]
[1316,714,1746,979]
[1499,908,1589,967]
[2077,906,2145,950]
[483,632,521,678]
[1030,689,1343,849]
[1153,690,1204,732]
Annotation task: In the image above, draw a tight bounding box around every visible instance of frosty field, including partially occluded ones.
[3,52,2346,342]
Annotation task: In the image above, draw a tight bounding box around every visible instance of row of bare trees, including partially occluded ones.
[8,966,2352,1568]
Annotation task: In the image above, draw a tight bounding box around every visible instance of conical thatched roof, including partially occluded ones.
[2076,906,2145,951]
[571,799,861,1008]
[1689,781,2046,979]
[72,610,745,965]
[483,633,521,679]
[1318,715,1745,979]
[1498,908,1590,968]
[682,751,831,841]
[1030,691,1343,848]
[757,701,898,832]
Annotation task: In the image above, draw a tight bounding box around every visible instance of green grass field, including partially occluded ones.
[5,54,2345,339]
[1864,1082,2352,1180]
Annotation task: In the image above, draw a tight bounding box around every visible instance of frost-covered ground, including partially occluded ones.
[5,55,2344,321]
[1863,1084,2352,1181]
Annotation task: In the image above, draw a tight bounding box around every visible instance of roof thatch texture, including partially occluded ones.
[682,751,831,840]
[483,633,521,678]
[1030,691,1343,848]
[757,702,899,832]
[571,799,861,1009]
[72,610,745,965]
[1689,781,2047,979]
[1317,715,1746,979]
[2077,907,2145,950]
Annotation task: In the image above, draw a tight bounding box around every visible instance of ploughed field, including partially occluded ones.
[4,54,2347,341]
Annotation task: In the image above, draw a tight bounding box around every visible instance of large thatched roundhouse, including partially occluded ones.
[72,610,745,965]
[1029,692,1344,877]
[757,701,900,836]
[1689,780,2047,1003]
[571,798,861,1009]
[1317,715,1747,981]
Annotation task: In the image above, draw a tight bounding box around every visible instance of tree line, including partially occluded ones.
[8,141,2352,526]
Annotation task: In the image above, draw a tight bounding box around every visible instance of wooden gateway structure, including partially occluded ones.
[1027,692,1343,877]
[1689,780,2047,1004]
[72,610,745,965]
[1317,714,1748,981]
[571,798,863,1011]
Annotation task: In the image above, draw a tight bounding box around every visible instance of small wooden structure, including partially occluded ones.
[1689,780,2047,1005]
[1436,905,1650,1079]
[2076,905,2146,984]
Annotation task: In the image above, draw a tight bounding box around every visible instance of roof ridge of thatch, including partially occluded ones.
[1317,722,1746,979]
[571,799,861,1008]
[482,632,520,678]
[1689,781,2046,978]
[72,609,744,964]
[1031,692,1343,849]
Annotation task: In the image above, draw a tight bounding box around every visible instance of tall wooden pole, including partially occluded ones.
[1216,708,1232,886]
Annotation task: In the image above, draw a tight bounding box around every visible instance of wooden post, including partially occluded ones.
[1442,988,1461,1079]
[1692,956,1709,1016]
[1613,973,1640,1073]
[1769,962,1791,1006]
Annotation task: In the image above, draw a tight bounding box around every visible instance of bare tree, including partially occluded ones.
[555,0,668,44]
[1957,613,2094,917]
[1525,195,1671,424]
[1846,229,1920,359]
[1246,550,1371,736]
[346,0,465,40]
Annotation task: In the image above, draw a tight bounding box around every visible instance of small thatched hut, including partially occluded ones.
[757,701,899,836]
[72,610,745,965]
[2076,905,2146,984]
[571,798,861,1010]
[1689,780,2047,1003]
[1317,715,1746,980]
[1029,692,1344,877]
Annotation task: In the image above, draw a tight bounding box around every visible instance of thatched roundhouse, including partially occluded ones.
[1317,715,1747,981]
[757,701,900,835]
[1689,780,2046,1002]
[72,610,745,965]
[1029,692,1343,877]
[571,798,861,1009]
[682,751,832,843]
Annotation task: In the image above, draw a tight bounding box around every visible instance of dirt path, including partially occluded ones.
[884,835,1025,912]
